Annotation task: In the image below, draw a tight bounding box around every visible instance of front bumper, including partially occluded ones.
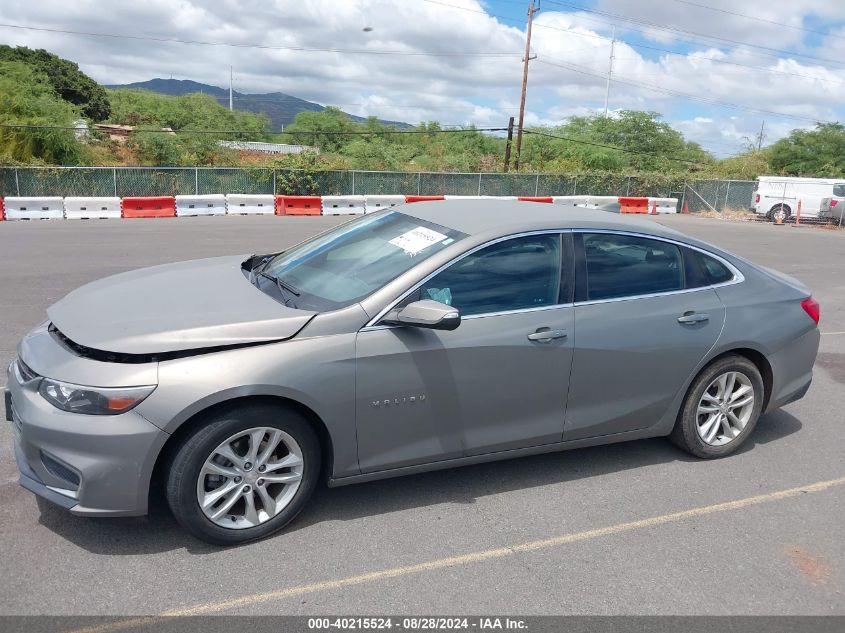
[6,362,169,517]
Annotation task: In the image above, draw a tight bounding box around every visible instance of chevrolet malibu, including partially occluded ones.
[6,200,820,544]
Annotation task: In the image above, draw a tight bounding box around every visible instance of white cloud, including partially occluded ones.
[0,0,843,155]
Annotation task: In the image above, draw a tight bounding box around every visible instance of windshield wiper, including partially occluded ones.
[259,272,300,296]
[246,254,273,284]
[256,271,301,308]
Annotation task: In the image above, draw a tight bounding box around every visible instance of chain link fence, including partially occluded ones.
[682,180,756,213]
[0,167,754,210]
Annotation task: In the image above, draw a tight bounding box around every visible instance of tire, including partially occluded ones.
[768,204,791,221]
[166,402,321,545]
[670,355,765,459]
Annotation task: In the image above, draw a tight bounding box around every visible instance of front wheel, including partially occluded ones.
[768,204,791,221]
[671,355,764,458]
[166,403,320,545]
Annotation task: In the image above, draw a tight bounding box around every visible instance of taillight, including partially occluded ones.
[831,199,839,207]
[755,193,760,203]
[801,297,820,325]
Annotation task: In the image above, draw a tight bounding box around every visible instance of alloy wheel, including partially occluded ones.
[696,371,755,447]
[196,427,304,529]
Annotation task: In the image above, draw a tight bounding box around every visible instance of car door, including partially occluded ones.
[564,231,727,441]
[355,232,575,473]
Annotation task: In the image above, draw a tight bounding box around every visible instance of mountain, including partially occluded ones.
[105,78,410,132]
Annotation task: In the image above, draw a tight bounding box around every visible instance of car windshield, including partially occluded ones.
[833,183,845,197]
[259,211,466,311]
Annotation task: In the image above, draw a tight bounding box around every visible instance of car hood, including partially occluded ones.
[47,255,316,355]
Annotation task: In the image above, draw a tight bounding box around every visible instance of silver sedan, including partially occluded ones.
[6,200,820,544]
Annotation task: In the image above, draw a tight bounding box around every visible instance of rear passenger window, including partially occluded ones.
[684,248,733,288]
[583,233,682,300]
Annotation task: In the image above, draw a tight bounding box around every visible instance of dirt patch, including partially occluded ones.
[784,545,832,586]
[695,208,758,222]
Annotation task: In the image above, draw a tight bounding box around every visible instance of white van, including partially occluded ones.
[753,176,845,219]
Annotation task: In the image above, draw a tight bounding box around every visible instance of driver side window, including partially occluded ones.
[414,234,563,316]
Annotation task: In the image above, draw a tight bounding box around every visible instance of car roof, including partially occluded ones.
[397,198,686,240]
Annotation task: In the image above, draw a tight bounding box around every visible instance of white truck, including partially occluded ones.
[820,182,845,223]
[752,176,845,220]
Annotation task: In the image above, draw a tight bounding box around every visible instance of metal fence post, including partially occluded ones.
[626,176,631,196]
[113,168,118,197]
[477,173,482,196]
[417,172,421,195]
[352,170,355,196]
[195,168,199,195]
[572,176,577,196]
[534,174,540,196]
[724,181,731,212]
[272,169,277,195]
[14,167,20,196]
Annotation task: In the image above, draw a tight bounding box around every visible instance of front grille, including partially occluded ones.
[40,451,81,488]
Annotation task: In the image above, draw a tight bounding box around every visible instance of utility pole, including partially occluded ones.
[229,66,233,111]
[603,25,616,117]
[514,0,536,171]
[756,120,765,150]
[504,116,515,172]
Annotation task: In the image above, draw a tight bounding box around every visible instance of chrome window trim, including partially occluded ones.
[573,228,744,306]
[360,302,574,332]
[361,227,745,330]
[363,229,570,329]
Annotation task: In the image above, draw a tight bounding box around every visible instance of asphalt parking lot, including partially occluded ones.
[0,214,843,616]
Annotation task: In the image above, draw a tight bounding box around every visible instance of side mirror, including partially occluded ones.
[383,300,461,331]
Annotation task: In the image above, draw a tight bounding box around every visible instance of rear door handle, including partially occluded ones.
[527,328,568,342]
[677,312,710,324]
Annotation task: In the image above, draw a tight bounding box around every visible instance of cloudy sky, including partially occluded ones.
[1,0,844,156]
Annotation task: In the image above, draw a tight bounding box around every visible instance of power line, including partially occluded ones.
[0,22,520,58]
[536,57,830,124]
[3,124,742,162]
[522,129,704,165]
[0,123,508,135]
[422,0,845,85]
[541,0,845,68]
[668,0,833,37]
[608,52,845,86]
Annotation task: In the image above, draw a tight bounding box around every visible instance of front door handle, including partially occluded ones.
[677,312,710,324]
[527,328,568,342]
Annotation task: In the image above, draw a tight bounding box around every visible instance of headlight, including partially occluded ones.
[38,379,156,415]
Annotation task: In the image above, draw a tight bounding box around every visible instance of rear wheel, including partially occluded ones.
[671,355,764,458]
[166,403,320,545]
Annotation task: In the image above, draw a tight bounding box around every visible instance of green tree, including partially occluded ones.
[130,131,183,165]
[0,45,111,121]
[0,61,86,164]
[522,111,712,174]
[108,89,272,165]
[283,107,357,153]
[107,89,271,140]
[767,123,845,177]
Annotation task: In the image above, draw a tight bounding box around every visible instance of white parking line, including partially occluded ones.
[70,475,845,632]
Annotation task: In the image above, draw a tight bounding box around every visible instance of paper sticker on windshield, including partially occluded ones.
[389,227,448,255]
